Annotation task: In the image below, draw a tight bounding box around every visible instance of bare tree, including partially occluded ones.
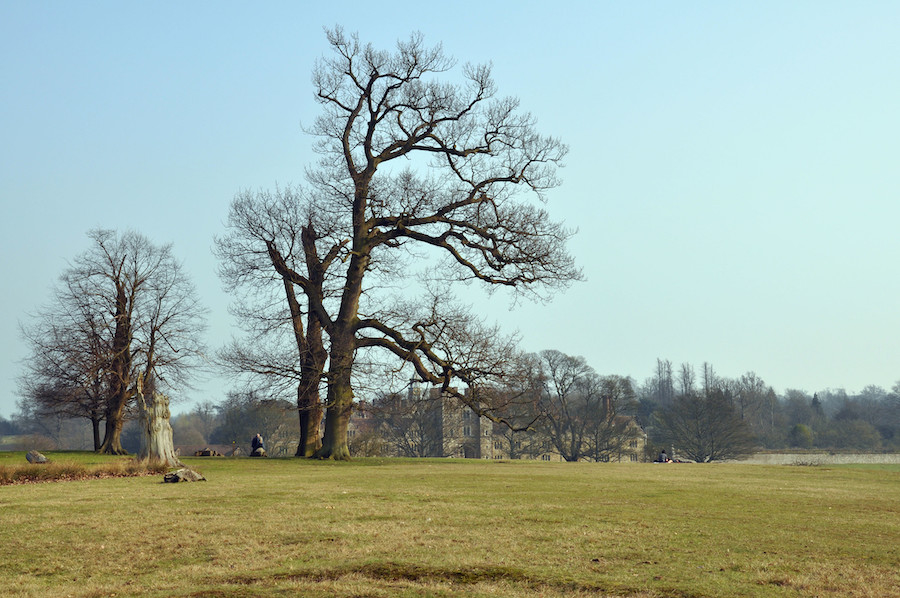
[210,391,297,456]
[736,371,779,444]
[19,266,112,449]
[534,350,601,462]
[585,375,642,462]
[215,187,337,456]
[369,390,443,457]
[482,361,546,460]
[292,29,578,459]
[654,386,756,462]
[652,358,676,406]
[678,363,695,398]
[19,229,206,454]
[534,351,640,462]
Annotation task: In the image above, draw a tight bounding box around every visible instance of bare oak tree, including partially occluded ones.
[535,350,597,461]
[19,274,109,449]
[294,28,578,459]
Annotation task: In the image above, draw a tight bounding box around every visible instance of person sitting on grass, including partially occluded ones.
[251,433,266,457]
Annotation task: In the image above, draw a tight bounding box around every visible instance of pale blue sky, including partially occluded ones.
[2,1,899,417]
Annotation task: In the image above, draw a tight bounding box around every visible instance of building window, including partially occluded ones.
[463,426,472,437]
[541,454,551,461]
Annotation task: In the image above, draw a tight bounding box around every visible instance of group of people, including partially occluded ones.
[655,449,673,463]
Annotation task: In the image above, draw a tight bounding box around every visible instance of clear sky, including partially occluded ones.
[2,1,899,418]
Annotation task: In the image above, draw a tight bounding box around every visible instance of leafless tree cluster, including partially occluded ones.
[532,350,640,462]
[18,229,206,454]
[647,362,777,461]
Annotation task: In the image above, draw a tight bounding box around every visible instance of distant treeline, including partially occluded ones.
[3,358,898,455]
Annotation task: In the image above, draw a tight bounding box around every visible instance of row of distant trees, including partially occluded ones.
[6,352,898,461]
[639,359,900,459]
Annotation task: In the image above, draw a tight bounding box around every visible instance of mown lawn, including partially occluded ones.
[0,453,897,597]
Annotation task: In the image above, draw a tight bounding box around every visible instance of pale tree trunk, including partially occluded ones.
[136,387,182,467]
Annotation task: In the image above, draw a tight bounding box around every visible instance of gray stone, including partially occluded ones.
[25,450,48,464]
[163,467,206,483]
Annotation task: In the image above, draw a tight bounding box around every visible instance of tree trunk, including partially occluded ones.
[315,349,354,460]
[99,282,132,455]
[91,411,102,452]
[296,380,323,457]
[99,399,128,455]
[316,389,352,460]
[136,388,182,467]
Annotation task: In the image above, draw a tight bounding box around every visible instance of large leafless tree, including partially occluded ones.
[19,229,207,454]
[293,28,579,459]
[217,29,578,459]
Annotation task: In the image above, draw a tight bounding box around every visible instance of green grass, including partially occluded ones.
[0,455,897,597]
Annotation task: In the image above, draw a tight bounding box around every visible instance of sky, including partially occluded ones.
[2,1,899,418]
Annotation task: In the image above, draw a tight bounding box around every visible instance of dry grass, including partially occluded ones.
[0,455,897,597]
[0,452,170,485]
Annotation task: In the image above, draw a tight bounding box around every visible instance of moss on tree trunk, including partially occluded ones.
[315,374,353,460]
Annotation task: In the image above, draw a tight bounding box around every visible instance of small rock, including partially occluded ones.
[26,450,48,464]
[163,467,206,483]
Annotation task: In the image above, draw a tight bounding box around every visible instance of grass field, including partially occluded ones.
[0,452,897,597]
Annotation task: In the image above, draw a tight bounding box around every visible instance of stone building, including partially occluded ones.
[349,383,647,462]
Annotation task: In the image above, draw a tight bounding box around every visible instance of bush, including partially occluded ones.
[788,424,814,449]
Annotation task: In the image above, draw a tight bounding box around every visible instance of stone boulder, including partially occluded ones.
[26,450,49,464]
[163,467,206,483]
[250,447,268,458]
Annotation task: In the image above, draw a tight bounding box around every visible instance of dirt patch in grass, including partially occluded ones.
[223,562,705,598]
